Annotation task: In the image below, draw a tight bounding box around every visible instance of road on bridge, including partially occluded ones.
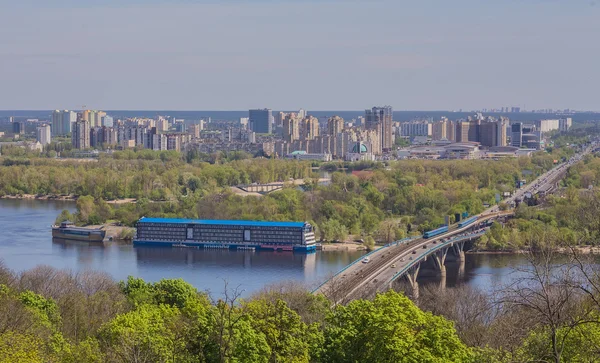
[315,145,595,304]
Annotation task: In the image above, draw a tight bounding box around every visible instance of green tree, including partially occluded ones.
[99,304,189,363]
[245,298,313,363]
[321,291,472,363]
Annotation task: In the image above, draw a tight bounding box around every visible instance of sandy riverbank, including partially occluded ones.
[1,194,77,201]
[0,194,137,205]
[320,242,368,251]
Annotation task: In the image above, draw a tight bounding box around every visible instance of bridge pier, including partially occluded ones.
[458,258,465,280]
[431,248,448,276]
[451,241,466,262]
[404,264,420,300]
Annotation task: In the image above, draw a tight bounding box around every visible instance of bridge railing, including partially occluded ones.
[387,230,487,285]
[312,236,421,293]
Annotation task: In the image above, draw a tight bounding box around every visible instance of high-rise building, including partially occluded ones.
[72,120,90,149]
[283,114,300,142]
[298,109,307,119]
[559,118,572,132]
[102,115,114,127]
[511,123,523,148]
[479,122,498,147]
[51,110,77,136]
[36,124,51,145]
[302,116,320,140]
[401,121,432,137]
[432,120,447,140]
[90,127,105,148]
[156,118,170,131]
[455,121,471,142]
[188,124,201,138]
[365,106,393,150]
[446,120,456,141]
[537,119,560,133]
[274,112,287,128]
[249,109,272,134]
[12,121,26,135]
[327,116,344,136]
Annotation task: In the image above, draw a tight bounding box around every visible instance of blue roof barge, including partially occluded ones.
[134,217,316,252]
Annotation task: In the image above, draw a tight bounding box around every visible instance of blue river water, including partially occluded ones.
[0,199,527,296]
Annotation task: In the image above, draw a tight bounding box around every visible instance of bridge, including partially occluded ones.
[235,178,331,195]
[314,145,595,304]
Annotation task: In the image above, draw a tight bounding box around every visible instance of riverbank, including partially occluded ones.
[0,194,136,205]
[469,246,600,255]
[320,241,367,251]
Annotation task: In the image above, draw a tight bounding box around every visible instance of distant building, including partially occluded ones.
[346,141,375,161]
[401,121,432,137]
[432,120,447,141]
[72,120,90,149]
[536,119,560,133]
[327,116,344,136]
[559,118,572,132]
[286,151,332,162]
[188,124,201,138]
[282,114,300,142]
[511,123,523,148]
[479,120,507,147]
[249,109,272,134]
[52,110,77,136]
[444,142,480,159]
[365,106,393,151]
[12,121,25,135]
[36,124,51,145]
[90,127,104,148]
[102,115,114,128]
[301,116,319,140]
[274,112,287,128]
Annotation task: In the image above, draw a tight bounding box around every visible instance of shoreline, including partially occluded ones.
[0,194,136,205]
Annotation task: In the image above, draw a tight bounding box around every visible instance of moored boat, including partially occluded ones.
[51,221,106,242]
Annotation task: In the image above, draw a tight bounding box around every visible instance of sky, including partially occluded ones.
[0,0,598,111]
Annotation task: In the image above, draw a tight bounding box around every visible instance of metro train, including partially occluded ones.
[422,216,479,239]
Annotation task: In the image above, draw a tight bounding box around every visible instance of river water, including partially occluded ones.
[0,199,524,296]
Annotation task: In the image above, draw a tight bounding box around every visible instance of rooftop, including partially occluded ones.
[137,217,306,228]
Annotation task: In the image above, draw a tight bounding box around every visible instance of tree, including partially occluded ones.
[153,278,200,309]
[499,244,597,363]
[54,209,74,225]
[245,298,313,363]
[0,332,46,363]
[321,291,472,362]
[99,304,189,363]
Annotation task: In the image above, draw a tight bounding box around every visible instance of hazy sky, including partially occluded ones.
[0,0,598,110]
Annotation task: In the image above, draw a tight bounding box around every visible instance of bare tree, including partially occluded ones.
[210,280,246,363]
[498,245,596,363]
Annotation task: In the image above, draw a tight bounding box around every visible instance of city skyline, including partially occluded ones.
[1,0,599,110]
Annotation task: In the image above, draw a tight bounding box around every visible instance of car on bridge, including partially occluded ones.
[362,257,370,264]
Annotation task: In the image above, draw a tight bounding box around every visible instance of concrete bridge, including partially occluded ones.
[236,183,285,194]
[314,212,510,305]
[313,146,594,304]
[235,178,331,195]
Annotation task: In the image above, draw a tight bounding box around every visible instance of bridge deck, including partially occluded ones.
[313,147,593,304]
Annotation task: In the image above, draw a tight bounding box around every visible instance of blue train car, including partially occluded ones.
[458,216,478,228]
[423,225,449,239]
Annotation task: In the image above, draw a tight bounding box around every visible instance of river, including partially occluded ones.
[0,199,526,296]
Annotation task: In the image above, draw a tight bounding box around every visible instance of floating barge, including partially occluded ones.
[133,217,316,252]
[51,221,106,242]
